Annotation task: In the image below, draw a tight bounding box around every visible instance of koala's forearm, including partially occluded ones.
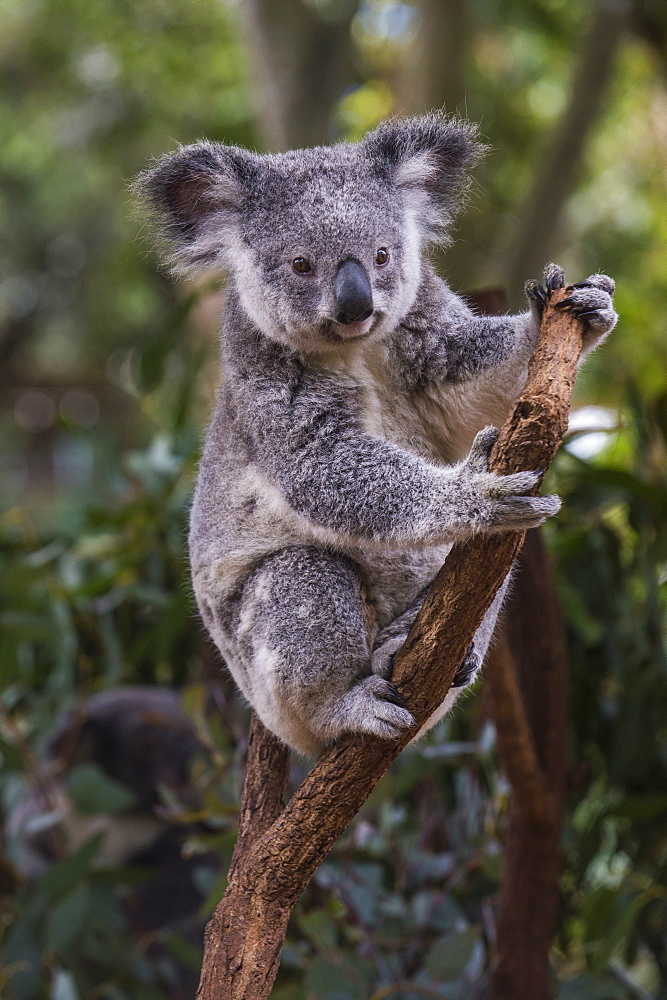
[268,429,553,550]
[430,312,538,385]
[275,435,465,549]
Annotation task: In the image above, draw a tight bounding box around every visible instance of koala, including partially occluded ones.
[8,688,205,878]
[135,113,617,756]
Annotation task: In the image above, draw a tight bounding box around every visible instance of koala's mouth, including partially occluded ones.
[324,312,378,341]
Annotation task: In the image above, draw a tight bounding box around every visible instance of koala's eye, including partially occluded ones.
[292,257,311,274]
[375,247,389,266]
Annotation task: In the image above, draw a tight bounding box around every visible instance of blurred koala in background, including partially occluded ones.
[7,687,219,936]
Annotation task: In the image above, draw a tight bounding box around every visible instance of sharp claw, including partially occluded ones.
[525,281,547,305]
[554,296,574,309]
[544,265,565,293]
[452,667,476,688]
[452,645,480,688]
[384,684,406,707]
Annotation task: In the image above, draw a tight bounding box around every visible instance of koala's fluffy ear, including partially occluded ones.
[133,141,257,275]
[363,113,487,241]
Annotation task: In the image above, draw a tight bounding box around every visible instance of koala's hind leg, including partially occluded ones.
[233,546,415,756]
[372,572,513,732]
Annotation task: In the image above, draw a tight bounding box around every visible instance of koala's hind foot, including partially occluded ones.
[333,675,415,742]
[372,569,514,741]
[227,546,415,756]
[452,644,481,688]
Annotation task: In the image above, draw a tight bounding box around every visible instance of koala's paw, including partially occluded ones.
[525,262,566,320]
[459,428,561,534]
[555,274,617,348]
[465,425,500,471]
[452,644,482,688]
[371,635,405,678]
[482,486,561,532]
[344,675,415,740]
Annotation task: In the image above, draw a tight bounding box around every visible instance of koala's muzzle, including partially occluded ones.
[333,259,373,325]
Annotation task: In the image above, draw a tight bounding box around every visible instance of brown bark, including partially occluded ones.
[486,632,556,831]
[196,286,583,1000]
[488,530,569,1000]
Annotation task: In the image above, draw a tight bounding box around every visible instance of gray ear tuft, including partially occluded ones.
[363,113,488,241]
[132,142,257,275]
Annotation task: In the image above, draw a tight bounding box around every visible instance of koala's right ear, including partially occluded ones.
[133,142,257,276]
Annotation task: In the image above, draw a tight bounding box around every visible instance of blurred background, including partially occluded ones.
[1,1,666,998]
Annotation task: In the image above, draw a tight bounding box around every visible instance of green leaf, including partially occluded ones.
[45,885,93,952]
[2,894,47,1000]
[299,907,337,951]
[557,973,626,999]
[304,957,359,1000]
[425,928,480,982]
[66,763,137,815]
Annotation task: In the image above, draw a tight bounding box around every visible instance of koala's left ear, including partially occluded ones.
[363,113,487,240]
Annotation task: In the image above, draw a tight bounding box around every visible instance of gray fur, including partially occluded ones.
[136,113,617,755]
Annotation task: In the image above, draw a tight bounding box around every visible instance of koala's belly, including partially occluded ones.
[190,454,449,642]
[351,544,451,630]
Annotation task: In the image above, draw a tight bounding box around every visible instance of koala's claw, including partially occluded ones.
[568,273,615,295]
[525,279,547,307]
[544,262,566,293]
[487,492,562,531]
[452,644,481,688]
[344,675,416,740]
[553,282,617,336]
[371,635,404,678]
[485,468,541,498]
[384,683,407,707]
[525,263,565,318]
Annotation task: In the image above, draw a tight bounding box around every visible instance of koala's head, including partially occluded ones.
[135,113,485,354]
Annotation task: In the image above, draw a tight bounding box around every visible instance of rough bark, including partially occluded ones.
[195,286,584,1000]
[472,289,569,999]
[488,531,569,1000]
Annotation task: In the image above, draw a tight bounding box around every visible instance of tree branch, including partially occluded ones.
[228,713,290,877]
[196,285,584,1000]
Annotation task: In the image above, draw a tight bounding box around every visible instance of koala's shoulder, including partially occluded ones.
[387,264,463,386]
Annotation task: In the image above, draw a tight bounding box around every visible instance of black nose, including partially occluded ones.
[333,259,373,325]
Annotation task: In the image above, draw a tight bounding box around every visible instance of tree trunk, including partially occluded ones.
[487,531,569,1000]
